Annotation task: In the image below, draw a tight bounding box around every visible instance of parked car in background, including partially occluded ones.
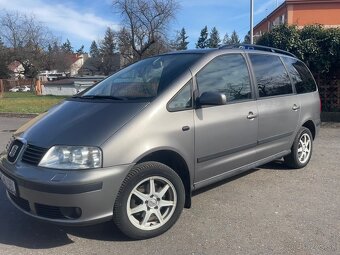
[9,86,21,92]
[20,86,31,92]
[0,45,321,240]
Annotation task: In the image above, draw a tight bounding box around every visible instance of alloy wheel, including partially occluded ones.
[297,133,311,164]
[127,176,177,231]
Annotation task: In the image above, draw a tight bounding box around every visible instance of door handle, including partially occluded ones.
[292,104,300,111]
[247,112,257,120]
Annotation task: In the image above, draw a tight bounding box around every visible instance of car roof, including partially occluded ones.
[162,44,297,59]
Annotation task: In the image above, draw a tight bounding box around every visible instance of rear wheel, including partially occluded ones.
[284,127,313,169]
[113,162,185,239]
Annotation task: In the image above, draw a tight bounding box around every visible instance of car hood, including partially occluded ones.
[18,99,149,148]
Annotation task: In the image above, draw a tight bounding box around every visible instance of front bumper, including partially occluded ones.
[0,154,133,225]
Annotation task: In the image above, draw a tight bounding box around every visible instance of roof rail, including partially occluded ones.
[219,44,296,58]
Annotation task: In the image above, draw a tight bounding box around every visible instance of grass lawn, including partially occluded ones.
[0,92,67,114]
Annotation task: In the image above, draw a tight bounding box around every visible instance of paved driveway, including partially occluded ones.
[0,117,339,255]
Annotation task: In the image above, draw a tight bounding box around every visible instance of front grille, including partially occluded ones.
[8,192,30,212]
[7,140,24,163]
[35,203,66,219]
[22,144,48,166]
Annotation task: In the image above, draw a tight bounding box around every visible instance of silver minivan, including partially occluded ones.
[0,45,321,239]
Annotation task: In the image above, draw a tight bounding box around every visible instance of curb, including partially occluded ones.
[0,112,39,118]
[321,122,340,128]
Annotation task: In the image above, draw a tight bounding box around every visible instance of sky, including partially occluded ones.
[0,0,285,51]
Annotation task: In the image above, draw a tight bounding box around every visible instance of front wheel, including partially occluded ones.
[113,162,185,239]
[284,127,313,169]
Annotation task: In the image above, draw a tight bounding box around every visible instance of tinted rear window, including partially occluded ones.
[282,57,317,94]
[249,54,293,98]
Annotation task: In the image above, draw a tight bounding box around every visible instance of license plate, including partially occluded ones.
[0,172,17,195]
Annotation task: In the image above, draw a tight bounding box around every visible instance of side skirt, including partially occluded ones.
[193,150,291,191]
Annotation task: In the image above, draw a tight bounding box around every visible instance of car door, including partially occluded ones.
[248,53,300,160]
[194,53,258,184]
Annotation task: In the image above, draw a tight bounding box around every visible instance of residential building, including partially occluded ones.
[70,53,89,76]
[7,61,25,79]
[254,0,340,39]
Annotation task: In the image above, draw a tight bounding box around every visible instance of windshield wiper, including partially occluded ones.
[72,95,127,100]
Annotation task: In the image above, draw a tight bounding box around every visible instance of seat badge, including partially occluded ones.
[9,145,19,158]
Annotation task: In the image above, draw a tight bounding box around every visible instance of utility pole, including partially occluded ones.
[250,0,254,44]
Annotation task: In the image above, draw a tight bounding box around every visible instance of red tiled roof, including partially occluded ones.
[7,61,22,71]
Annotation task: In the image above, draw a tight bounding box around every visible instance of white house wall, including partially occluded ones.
[42,85,77,96]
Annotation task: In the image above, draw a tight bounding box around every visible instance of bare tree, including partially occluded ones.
[113,0,179,61]
[0,11,54,78]
[117,27,134,66]
[0,37,10,78]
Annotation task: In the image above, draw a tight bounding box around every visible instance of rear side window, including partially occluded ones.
[196,54,252,102]
[249,54,292,98]
[282,57,317,94]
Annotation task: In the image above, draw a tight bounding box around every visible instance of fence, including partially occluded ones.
[318,73,340,112]
[0,79,35,91]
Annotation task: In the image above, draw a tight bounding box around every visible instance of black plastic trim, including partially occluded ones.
[197,131,294,163]
[257,131,294,145]
[197,142,258,163]
[8,192,30,212]
[21,180,102,194]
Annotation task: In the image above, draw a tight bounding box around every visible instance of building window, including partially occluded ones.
[280,14,285,25]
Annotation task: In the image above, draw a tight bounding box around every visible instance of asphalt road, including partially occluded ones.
[0,117,339,255]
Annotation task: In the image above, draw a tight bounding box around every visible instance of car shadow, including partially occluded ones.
[0,186,72,249]
[259,159,298,171]
[60,223,130,242]
[192,168,260,196]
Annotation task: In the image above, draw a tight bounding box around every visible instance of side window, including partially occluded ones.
[249,54,293,97]
[282,57,317,94]
[168,79,193,111]
[196,54,252,102]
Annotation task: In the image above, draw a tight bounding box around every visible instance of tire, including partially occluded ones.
[113,161,185,239]
[284,127,313,169]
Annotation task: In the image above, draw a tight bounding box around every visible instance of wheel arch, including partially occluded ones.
[136,149,192,208]
[302,120,316,140]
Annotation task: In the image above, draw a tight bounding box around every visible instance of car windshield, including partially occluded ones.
[81,54,202,100]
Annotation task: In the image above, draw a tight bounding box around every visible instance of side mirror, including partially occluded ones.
[197,91,227,106]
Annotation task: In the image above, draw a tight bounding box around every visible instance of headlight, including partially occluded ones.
[38,146,102,169]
